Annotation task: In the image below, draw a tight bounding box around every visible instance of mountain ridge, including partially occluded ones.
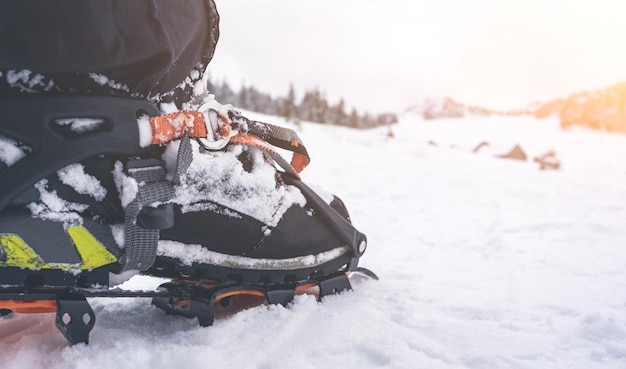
[407,81,626,133]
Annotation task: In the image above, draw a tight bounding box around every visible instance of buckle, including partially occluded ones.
[196,103,239,150]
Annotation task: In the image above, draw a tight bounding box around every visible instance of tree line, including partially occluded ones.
[206,76,397,129]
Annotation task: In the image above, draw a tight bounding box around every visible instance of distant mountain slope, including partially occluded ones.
[406,97,531,120]
[528,82,626,133]
[547,81,626,133]
[408,82,626,134]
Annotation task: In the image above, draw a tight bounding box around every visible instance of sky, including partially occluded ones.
[208,0,626,114]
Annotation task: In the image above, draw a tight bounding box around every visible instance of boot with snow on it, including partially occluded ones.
[0,96,377,345]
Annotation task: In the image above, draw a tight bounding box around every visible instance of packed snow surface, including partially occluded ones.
[2,112,626,369]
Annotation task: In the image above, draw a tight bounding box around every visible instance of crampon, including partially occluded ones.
[0,268,377,345]
[0,96,377,345]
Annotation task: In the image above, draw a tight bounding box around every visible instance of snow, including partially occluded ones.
[112,161,138,208]
[26,180,87,225]
[5,69,32,85]
[136,115,153,147]
[157,240,349,270]
[169,140,306,226]
[54,118,105,134]
[57,164,107,201]
[0,135,29,166]
[3,112,626,369]
[26,164,106,225]
[4,70,53,93]
[87,73,128,92]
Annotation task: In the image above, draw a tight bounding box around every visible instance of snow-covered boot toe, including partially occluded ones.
[152,168,364,284]
[147,110,368,284]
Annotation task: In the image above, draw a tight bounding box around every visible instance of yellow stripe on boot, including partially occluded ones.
[0,234,51,270]
[66,226,118,270]
[0,226,117,271]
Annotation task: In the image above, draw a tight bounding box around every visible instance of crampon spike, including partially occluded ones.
[1,269,377,345]
[150,270,372,327]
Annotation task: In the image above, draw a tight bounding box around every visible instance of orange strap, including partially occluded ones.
[290,149,310,174]
[1,299,57,314]
[148,110,309,176]
[230,133,309,176]
[149,111,208,145]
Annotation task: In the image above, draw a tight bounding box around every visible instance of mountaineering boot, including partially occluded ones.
[0,96,370,290]
[0,94,375,346]
[0,1,374,346]
[0,0,369,291]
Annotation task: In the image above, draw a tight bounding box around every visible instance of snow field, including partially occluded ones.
[2,112,626,369]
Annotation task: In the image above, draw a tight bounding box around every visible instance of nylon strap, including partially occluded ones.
[122,159,171,271]
[149,111,207,144]
[228,111,310,175]
[121,133,193,272]
[229,133,301,177]
[245,120,310,174]
[148,109,310,175]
